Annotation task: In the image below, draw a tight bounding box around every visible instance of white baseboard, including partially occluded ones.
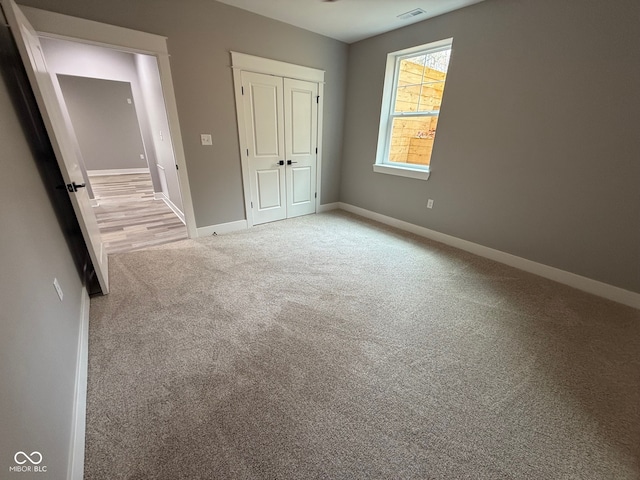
[90,198,99,207]
[154,192,185,224]
[68,287,90,480]
[337,202,640,310]
[317,202,340,213]
[87,168,150,177]
[197,219,248,237]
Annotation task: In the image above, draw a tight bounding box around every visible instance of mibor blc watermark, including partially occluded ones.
[9,451,47,473]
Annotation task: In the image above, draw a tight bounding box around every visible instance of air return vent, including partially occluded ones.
[397,8,426,20]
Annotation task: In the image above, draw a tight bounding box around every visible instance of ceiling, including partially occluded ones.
[214,0,485,44]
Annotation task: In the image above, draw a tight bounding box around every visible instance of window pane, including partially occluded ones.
[394,85,421,113]
[419,81,445,111]
[395,48,451,114]
[423,49,451,77]
[397,55,425,86]
[388,116,439,166]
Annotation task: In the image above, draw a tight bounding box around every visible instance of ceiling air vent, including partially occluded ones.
[397,8,426,20]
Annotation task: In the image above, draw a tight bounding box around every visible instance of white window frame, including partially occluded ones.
[374,38,453,181]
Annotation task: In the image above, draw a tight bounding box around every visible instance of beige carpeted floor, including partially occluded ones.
[86,211,640,479]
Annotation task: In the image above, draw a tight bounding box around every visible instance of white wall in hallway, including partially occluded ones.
[135,53,183,212]
[58,75,148,172]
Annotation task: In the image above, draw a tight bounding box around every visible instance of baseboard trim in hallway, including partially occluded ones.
[154,192,186,225]
[87,168,150,176]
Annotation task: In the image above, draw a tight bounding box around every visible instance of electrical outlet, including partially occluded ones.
[427,199,434,209]
[200,134,213,146]
[53,278,64,301]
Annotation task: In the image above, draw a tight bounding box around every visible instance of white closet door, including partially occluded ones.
[284,78,318,219]
[241,71,286,225]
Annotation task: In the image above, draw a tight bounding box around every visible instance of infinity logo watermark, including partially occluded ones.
[9,451,47,473]
[14,452,42,465]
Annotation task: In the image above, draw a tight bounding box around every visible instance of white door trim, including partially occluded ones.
[316,82,325,217]
[231,51,325,227]
[231,51,325,83]
[21,6,198,239]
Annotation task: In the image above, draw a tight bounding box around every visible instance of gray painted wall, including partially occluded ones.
[340,0,640,293]
[21,0,349,228]
[40,36,162,191]
[58,75,147,171]
[0,30,83,479]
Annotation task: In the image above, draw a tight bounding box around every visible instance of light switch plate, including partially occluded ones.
[200,134,213,146]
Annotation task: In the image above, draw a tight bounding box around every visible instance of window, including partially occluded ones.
[375,38,453,180]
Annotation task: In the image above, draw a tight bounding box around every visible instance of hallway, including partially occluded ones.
[91,173,187,254]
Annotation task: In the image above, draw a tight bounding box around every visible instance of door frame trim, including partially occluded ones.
[231,51,325,227]
[21,6,198,239]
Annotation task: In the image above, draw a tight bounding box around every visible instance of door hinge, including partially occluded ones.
[251,201,253,208]
[315,192,317,199]
[316,95,319,104]
[241,86,244,95]
[315,147,318,154]
[175,164,179,170]
[246,148,249,156]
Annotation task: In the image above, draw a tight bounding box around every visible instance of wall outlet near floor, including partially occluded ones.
[53,278,64,301]
[427,199,434,209]
[200,134,213,146]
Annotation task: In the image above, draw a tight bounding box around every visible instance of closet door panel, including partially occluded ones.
[284,78,317,218]
[241,71,286,224]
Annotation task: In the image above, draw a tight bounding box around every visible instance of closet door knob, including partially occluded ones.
[277,160,284,166]
[287,160,297,165]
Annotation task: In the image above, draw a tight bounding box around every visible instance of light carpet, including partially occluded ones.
[86,211,640,479]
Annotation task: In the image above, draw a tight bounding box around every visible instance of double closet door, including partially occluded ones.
[241,71,318,225]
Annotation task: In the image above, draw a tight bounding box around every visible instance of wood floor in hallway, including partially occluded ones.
[91,173,188,254]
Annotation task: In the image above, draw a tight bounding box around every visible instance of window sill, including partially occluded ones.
[372,163,431,181]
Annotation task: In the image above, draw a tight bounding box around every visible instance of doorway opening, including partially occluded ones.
[7,2,195,294]
[40,36,187,253]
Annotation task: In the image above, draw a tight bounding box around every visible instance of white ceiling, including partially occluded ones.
[215,0,485,44]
